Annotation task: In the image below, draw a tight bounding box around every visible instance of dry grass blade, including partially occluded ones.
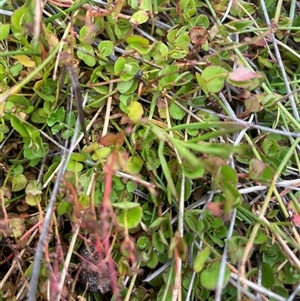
[59,52,89,145]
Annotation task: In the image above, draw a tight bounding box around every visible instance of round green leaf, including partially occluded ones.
[169,102,186,120]
[12,174,27,192]
[98,40,114,56]
[121,62,140,81]
[25,180,42,195]
[117,206,143,229]
[137,235,152,250]
[67,160,83,172]
[181,161,204,179]
[130,10,149,25]
[202,66,228,93]
[200,262,230,290]
[125,155,144,174]
[117,79,138,94]
[77,44,96,67]
[25,193,42,206]
[126,180,137,193]
[114,57,126,74]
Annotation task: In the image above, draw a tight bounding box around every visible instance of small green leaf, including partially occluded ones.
[139,0,152,11]
[70,153,86,162]
[125,155,144,174]
[112,202,140,209]
[92,147,111,160]
[152,232,165,253]
[82,142,100,153]
[126,181,137,193]
[249,159,274,183]
[25,193,42,206]
[225,20,254,31]
[181,161,205,179]
[194,247,210,272]
[12,174,27,192]
[158,65,179,89]
[147,250,158,268]
[51,123,64,135]
[11,117,30,138]
[200,262,230,290]
[262,263,275,288]
[117,79,138,94]
[137,235,152,250]
[202,66,227,93]
[25,180,42,195]
[117,206,143,229]
[130,10,149,24]
[62,129,74,139]
[77,44,96,67]
[57,200,73,215]
[254,228,267,244]
[174,34,190,49]
[67,160,83,173]
[191,15,209,28]
[47,107,65,126]
[9,63,22,78]
[98,40,114,56]
[31,109,48,123]
[169,103,186,120]
[121,62,140,81]
[126,35,149,46]
[0,24,10,41]
[44,162,59,183]
[149,216,167,231]
[11,6,33,34]
[79,195,90,208]
[196,72,209,96]
[114,57,126,74]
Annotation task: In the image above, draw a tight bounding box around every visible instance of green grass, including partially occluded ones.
[1,0,300,300]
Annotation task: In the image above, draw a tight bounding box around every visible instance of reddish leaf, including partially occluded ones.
[244,95,264,113]
[228,67,257,82]
[291,214,300,227]
[206,202,222,217]
[100,132,125,147]
[249,159,266,179]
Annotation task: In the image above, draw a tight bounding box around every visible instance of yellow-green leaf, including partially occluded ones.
[194,247,210,272]
[9,218,25,238]
[128,101,143,122]
[14,55,36,67]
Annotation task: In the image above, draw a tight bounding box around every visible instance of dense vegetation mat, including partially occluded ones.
[0,0,300,300]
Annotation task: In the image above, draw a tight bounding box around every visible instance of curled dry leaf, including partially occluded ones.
[189,27,209,47]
